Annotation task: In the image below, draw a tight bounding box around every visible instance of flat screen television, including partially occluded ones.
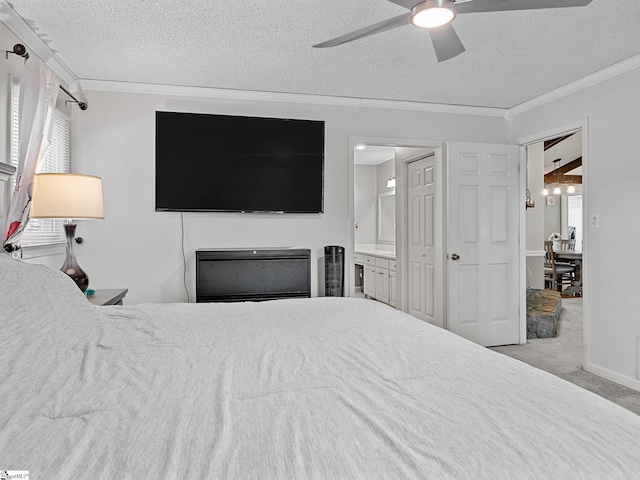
[155,111,324,213]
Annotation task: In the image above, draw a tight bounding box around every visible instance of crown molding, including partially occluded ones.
[510,53,640,117]
[79,79,508,118]
[358,98,506,117]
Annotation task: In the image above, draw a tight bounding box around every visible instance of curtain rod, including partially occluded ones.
[5,43,87,110]
[60,85,88,111]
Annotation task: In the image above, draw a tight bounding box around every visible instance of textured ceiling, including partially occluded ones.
[6,0,640,108]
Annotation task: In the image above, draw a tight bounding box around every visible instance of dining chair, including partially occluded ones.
[544,241,575,292]
[558,239,576,251]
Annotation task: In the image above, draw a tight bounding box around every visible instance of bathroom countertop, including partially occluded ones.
[355,247,396,260]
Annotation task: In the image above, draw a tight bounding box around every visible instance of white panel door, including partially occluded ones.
[447,142,520,347]
[407,155,443,327]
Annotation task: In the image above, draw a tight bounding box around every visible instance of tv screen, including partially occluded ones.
[155,111,324,213]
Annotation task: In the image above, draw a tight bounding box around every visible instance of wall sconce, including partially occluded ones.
[386,175,396,188]
[525,189,535,209]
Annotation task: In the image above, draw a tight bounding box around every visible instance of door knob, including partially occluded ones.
[451,253,460,261]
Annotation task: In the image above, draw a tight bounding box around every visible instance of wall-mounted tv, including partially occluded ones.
[155,111,324,213]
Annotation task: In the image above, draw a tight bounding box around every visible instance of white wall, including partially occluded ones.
[510,66,640,390]
[376,158,396,246]
[544,194,561,239]
[526,142,544,289]
[354,165,376,245]
[71,90,509,304]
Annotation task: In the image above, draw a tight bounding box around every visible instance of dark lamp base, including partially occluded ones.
[62,223,89,292]
[62,261,89,292]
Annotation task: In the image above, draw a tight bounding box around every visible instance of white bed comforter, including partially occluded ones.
[2,255,640,479]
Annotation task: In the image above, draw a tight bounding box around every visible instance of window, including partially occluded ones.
[10,76,71,249]
[566,194,583,250]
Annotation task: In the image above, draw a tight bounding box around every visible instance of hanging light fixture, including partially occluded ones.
[544,158,578,195]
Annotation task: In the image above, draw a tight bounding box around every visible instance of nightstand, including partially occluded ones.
[87,288,129,306]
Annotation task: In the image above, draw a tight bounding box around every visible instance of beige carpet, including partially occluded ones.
[491,297,640,416]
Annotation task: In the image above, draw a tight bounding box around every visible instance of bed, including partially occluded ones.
[2,252,640,479]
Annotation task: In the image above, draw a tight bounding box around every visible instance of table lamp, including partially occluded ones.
[30,173,104,292]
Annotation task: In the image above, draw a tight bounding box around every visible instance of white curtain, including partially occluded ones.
[2,62,60,250]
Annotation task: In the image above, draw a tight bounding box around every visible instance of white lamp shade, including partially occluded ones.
[30,173,104,219]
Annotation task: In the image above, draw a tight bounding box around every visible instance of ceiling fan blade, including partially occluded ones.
[456,0,593,14]
[428,23,465,62]
[313,13,411,48]
[387,0,422,9]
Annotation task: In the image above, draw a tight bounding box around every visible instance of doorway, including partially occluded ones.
[349,137,524,348]
[520,123,587,368]
[528,131,584,294]
[349,137,438,309]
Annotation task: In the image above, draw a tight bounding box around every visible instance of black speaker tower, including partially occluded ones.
[324,245,344,297]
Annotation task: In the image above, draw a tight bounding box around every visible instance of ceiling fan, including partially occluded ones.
[313,0,593,62]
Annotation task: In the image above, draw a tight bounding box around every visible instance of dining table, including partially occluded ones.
[554,249,582,296]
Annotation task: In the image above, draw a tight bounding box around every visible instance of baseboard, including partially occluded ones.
[584,362,640,393]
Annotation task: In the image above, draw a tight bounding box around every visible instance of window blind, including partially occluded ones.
[10,76,71,247]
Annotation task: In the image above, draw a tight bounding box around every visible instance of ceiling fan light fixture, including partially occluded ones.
[411,0,457,29]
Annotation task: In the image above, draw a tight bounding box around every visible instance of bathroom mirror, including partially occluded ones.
[377,191,395,244]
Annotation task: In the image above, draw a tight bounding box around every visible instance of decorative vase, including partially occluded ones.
[61,223,89,292]
[553,240,560,251]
